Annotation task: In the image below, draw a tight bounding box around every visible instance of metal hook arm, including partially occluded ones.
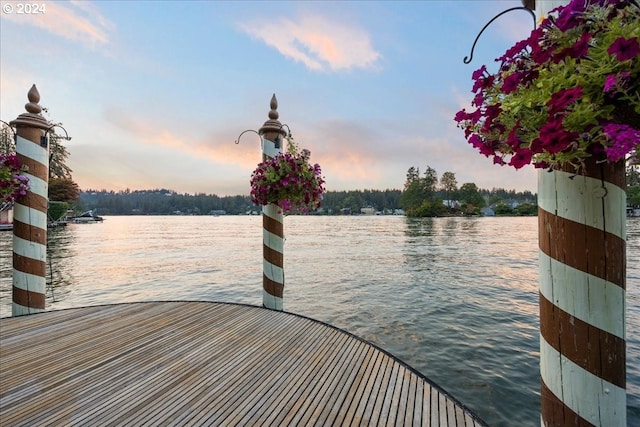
[235,129,261,145]
[45,124,71,141]
[278,124,292,138]
[463,6,536,64]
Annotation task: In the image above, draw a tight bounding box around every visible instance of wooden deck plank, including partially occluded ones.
[246,326,347,426]
[0,302,488,426]
[316,339,371,426]
[120,306,287,425]
[202,317,319,425]
[273,328,348,425]
[413,377,424,426]
[4,303,251,426]
[337,346,381,426]
[402,366,417,426]
[301,332,362,426]
[133,308,299,426]
[364,353,394,425]
[229,320,332,425]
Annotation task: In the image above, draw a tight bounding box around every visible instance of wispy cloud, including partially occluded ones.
[3,0,113,47]
[103,106,260,169]
[238,13,381,72]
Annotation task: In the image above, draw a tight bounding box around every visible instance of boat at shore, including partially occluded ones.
[71,210,104,224]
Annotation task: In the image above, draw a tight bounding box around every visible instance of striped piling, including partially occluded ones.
[538,158,626,427]
[259,95,287,310]
[10,85,51,316]
[530,1,627,425]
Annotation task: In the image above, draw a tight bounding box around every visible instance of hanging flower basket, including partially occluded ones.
[0,153,29,205]
[454,0,640,170]
[250,137,326,214]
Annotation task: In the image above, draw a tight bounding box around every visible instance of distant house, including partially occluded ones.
[442,200,460,209]
[481,207,495,216]
[360,207,375,215]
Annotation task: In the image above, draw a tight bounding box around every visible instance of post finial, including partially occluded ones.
[259,93,286,139]
[25,84,42,115]
[269,94,279,120]
[10,84,49,130]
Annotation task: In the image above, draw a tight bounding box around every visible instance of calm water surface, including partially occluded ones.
[1,216,638,426]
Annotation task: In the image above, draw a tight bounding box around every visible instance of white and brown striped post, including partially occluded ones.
[10,85,51,316]
[258,94,287,311]
[538,158,626,427]
[531,2,626,425]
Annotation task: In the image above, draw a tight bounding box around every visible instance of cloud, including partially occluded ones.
[103,106,261,170]
[3,0,113,47]
[238,14,381,71]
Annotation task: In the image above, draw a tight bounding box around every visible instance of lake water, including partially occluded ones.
[1,215,638,426]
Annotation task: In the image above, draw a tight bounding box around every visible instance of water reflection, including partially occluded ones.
[0,216,637,426]
[0,227,77,317]
[401,216,541,426]
[46,227,77,305]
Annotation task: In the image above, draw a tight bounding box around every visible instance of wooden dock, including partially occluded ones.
[0,302,487,426]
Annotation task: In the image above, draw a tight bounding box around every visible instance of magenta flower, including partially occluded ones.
[250,139,325,214]
[509,148,533,169]
[1,153,30,204]
[604,72,631,94]
[554,33,592,62]
[603,123,640,162]
[607,37,640,61]
[501,72,522,94]
[546,87,583,114]
[454,0,639,170]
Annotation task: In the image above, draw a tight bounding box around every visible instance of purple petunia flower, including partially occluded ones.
[603,123,640,162]
[508,148,533,169]
[603,72,631,94]
[546,87,583,114]
[607,37,640,62]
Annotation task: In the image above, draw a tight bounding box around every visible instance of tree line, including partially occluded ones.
[76,184,540,216]
[4,120,638,216]
[400,166,537,217]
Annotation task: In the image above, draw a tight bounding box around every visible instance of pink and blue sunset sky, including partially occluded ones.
[1,0,540,196]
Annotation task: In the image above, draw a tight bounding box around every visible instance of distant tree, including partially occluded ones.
[414,199,447,217]
[400,166,425,213]
[1,123,14,154]
[458,182,485,208]
[514,203,537,216]
[440,171,457,204]
[48,201,69,222]
[423,166,438,197]
[48,132,73,180]
[49,177,80,203]
[494,203,513,215]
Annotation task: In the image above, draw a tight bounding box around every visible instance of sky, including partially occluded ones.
[0,0,542,196]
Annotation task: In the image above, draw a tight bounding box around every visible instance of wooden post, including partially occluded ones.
[529,2,627,425]
[259,94,286,311]
[10,85,51,316]
[538,158,626,427]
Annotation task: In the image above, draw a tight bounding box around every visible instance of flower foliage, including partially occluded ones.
[250,137,326,214]
[0,153,29,205]
[455,0,640,170]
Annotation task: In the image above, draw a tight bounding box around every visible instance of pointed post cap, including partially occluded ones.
[10,84,50,130]
[258,94,286,142]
